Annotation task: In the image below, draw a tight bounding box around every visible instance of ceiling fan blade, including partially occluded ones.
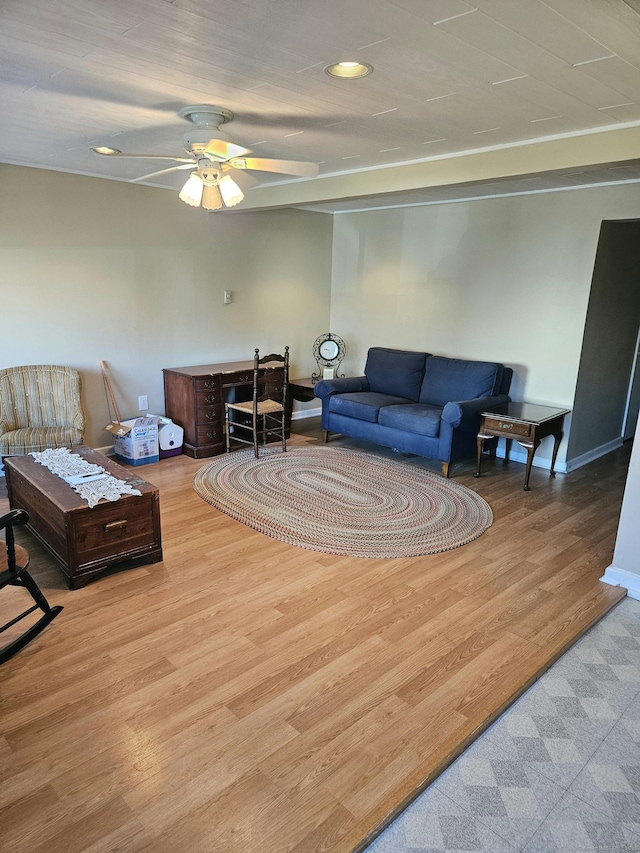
[131,163,196,182]
[203,139,252,161]
[229,157,319,178]
[91,149,195,163]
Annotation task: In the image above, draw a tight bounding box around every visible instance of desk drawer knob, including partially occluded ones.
[203,380,216,389]
[105,519,128,531]
[499,421,513,430]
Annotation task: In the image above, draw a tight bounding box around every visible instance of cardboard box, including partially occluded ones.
[113,418,159,466]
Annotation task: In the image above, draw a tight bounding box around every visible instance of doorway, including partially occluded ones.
[567,220,640,464]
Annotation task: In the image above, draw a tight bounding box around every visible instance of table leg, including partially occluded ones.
[474,434,485,478]
[550,430,563,477]
[284,393,294,431]
[523,439,540,491]
[503,437,512,465]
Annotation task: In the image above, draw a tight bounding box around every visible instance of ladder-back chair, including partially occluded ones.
[225,347,289,457]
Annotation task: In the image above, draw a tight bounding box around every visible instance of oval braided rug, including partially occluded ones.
[193,446,492,558]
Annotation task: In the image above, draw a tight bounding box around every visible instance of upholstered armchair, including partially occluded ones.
[0,365,85,457]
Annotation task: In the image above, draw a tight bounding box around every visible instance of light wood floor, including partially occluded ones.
[0,423,629,853]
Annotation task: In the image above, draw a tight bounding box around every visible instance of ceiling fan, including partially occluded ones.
[91,105,319,211]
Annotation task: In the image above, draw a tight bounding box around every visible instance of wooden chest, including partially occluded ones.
[3,447,163,589]
[163,360,286,458]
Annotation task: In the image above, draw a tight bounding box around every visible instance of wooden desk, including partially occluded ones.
[4,448,162,589]
[475,402,570,491]
[163,360,286,458]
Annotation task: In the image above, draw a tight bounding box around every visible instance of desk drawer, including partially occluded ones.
[222,371,253,387]
[196,423,223,444]
[196,406,222,426]
[196,377,220,394]
[196,388,221,407]
[483,417,532,438]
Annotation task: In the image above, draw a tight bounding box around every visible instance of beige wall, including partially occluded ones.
[0,165,333,448]
[330,184,640,467]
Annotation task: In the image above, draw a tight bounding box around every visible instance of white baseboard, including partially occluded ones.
[492,435,624,475]
[600,565,640,601]
[565,437,623,473]
[494,443,567,474]
[292,406,321,421]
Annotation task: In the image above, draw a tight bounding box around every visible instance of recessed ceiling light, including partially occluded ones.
[91,147,122,155]
[325,61,373,79]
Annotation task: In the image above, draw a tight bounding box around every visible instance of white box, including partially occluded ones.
[113,418,159,466]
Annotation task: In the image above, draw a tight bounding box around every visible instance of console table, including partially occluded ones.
[285,377,319,426]
[163,360,286,458]
[475,402,570,491]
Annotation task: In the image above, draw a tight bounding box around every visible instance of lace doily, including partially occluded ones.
[30,448,142,508]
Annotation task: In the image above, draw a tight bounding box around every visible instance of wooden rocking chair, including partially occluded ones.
[0,509,63,664]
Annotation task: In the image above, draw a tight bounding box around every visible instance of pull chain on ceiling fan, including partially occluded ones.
[91,105,319,211]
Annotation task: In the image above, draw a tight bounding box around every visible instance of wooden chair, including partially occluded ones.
[0,509,63,664]
[225,347,289,457]
[0,365,84,457]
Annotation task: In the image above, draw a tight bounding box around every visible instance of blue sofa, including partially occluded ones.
[314,347,512,477]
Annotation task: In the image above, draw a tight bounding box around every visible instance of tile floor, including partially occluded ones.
[365,596,640,853]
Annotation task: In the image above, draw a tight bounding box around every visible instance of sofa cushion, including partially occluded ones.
[378,404,443,438]
[364,347,427,402]
[419,356,500,406]
[329,392,412,423]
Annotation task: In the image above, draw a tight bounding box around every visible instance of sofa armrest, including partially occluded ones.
[442,395,511,430]
[313,376,369,399]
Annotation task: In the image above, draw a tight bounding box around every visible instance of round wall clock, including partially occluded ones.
[312,333,346,381]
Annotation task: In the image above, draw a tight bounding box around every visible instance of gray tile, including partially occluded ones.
[578,603,640,670]
[552,655,640,715]
[434,735,564,848]
[484,693,611,788]
[567,677,604,697]
[366,787,515,852]
[602,702,640,765]
[521,790,640,852]
[599,648,634,665]
[566,740,640,835]
[604,695,640,766]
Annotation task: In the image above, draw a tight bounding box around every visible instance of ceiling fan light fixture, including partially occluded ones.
[91,146,122,155]
[179,173,205,207]
[325,61,373,79]
[202,183,224,211]
[218,174,244,207]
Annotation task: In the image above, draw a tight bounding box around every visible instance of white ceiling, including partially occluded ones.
[2,0,640,212]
